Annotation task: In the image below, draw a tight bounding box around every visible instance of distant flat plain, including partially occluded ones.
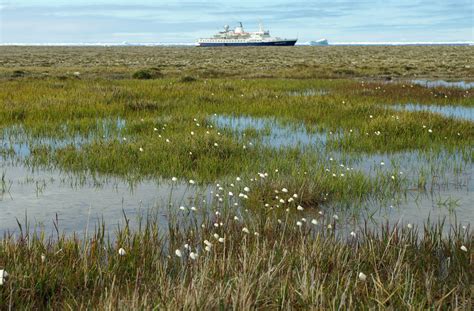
[0,45,472,80]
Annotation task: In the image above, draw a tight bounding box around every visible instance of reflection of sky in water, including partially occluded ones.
[0,163,211,236]
[1,118,127,158]
[211,115,331,149]
[287,89,328,97]
[411,80,474,90]
[388,103,474,122]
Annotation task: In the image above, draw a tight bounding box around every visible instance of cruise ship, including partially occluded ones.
[197,23,297,47]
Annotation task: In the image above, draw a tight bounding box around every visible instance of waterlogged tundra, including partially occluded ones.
[0,53,472,308]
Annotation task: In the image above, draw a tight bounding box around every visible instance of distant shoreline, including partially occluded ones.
[0,41,472,47]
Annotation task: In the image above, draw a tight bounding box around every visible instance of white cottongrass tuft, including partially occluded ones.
[281,188,288,193]
[243,186,250,192]
[118,248,126,256]
[175,249,182,258]
[407,223,413,229]
[189,179,195,184]
[350,231,356,237]
[171,177,178,182]
[218,237,225,243]
[189,252,198,260]
[242,227,250,234]
[460,245,468,252]
[41,254,46,263]
[296,221,303,227]
[297,205,304,211]
[0,270,8,285]
[333,215,339,220]
[358,272,367,281]
[311,219,318,225]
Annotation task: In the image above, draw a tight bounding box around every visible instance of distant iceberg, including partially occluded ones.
[309,39,329,46]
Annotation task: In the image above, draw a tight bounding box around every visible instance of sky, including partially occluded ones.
[0,0,472,43]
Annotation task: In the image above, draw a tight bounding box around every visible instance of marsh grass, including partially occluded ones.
[0,46,473,309]
[0,210,471,309]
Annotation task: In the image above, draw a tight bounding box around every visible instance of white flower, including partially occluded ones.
[460,245,468,252]
[0,270,8,285]
[175,249,182,257]
[297,205,304,211]
[242,227,250,234]
[189,252,198,260]
[171,177,178,182]
[118,248,126,256]
[358,272,367,281]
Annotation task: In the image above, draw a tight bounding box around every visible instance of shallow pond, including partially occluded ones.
[411,79,474,89]
[211,115,331,149]
[388,103,474,122]
[0,162,211,236]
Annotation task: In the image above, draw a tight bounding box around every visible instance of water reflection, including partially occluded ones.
[211,115,331,148]
[411,80,474,89]
[388,103,474,122]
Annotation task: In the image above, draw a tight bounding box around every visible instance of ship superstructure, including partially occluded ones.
[197,23,297,47]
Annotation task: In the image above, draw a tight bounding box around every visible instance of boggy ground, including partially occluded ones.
[0,46,473,309]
